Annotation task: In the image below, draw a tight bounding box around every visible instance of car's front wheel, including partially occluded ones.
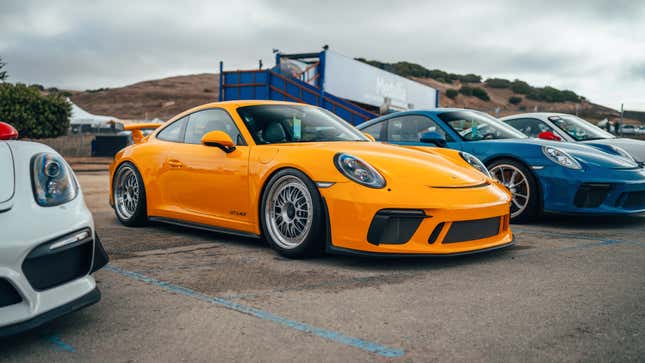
[113,162,148,226]
[260,169,324,258]
[488,159,539,223]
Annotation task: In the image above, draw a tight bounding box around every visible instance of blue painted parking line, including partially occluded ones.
[45,335,76,353]
[104,265,405,358]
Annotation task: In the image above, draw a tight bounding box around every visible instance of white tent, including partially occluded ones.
[69,100,115,126]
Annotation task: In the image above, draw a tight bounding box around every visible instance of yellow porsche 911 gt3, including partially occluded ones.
[109,101,513,258]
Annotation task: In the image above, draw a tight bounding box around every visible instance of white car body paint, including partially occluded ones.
[0,140,102,333]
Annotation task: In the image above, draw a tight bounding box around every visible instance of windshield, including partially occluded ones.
[237,104,368,144]
[549,115,614,141]
[438,111,527,141]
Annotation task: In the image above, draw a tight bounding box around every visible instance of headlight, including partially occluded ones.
[334,153,386,188]
[459,152,492,178]
[31,153,78,206]
[610,145,636,163]
[542,146,582,170]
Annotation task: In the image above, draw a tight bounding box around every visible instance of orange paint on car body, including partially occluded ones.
[110,101,513,256]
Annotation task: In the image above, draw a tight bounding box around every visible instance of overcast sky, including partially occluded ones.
[1,0,643,110]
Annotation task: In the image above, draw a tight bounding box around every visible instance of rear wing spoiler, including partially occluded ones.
[123,123,162,144]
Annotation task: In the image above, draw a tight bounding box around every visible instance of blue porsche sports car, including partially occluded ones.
[357,109,645,222]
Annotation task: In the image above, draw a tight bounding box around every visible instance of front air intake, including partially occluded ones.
[367,209,427,245]
[0,279,22,308]
[22,229,94,291]
[574,183,611,208]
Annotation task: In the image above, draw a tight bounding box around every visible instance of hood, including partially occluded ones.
[474,138,639,169]
[581,138,645,164]
[292,141,488,188]
[0,142,15,211]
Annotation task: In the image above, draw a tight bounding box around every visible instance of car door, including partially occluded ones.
[165,108,252,231]
[152,115,189,214]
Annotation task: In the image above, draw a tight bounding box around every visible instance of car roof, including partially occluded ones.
[166,100,318,123]
[500,112,575,120]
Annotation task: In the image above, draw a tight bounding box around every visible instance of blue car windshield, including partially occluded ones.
[438,111,527,141]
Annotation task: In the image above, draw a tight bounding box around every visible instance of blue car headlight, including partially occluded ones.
[334,153,386,188]
[542,146,582,170]
[610,145,638,165]
[459,151,492,178]
[31,153,78,206]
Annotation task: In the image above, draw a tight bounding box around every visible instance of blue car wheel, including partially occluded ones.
[487,159,539,222]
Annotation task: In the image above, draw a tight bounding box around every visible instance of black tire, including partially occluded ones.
[260,168,325,258]
[487,159,540,223]
[112,161,148,227]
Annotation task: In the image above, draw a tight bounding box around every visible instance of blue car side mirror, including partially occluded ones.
[419,131,447,147]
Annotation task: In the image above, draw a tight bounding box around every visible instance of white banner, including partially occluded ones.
[323,50,438,110]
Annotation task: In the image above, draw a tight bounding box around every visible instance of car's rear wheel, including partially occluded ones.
[488,159,539,223]
[261,169,324,258]
[113,162,148,226]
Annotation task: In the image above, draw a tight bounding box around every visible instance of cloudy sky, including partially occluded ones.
[1,0,643,110]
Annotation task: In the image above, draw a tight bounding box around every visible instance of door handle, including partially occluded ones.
[167,159,184,168]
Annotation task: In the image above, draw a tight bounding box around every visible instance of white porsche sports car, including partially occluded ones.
[0,122,108,337]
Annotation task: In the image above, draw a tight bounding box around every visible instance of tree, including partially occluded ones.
[510,79,532,94]
[0,57,7,82]
[485,78,511,88]
[472,87,490,101]
[0,83,71,138]
[446,89,458,99]
[459,86,474,96]
[509,96,523,105]
[458,74,482,83]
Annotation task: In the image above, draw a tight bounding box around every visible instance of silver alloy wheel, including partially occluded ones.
[489,164,530,218]
[264,175,314,249]
[114,166,140,220]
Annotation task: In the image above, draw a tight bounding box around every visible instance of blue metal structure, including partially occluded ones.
[219,51,377,125]
[357,108,645,220]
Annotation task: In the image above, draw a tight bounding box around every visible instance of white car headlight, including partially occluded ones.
[542,146,582,170]
[334,153,386,188]
[31,153,78,206]
[459,151,492,178]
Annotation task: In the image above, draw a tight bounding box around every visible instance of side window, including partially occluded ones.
[156,116,188,142]
[362,121,386,141]
[184,109,244,145]
[387,115,449,142]
[505,118,553,138]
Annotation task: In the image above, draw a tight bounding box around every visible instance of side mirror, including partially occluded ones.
[0,122,18,140]
[201,130,236,153]
[419,131,447,147]
[362,132,376,142]
[537,131,561,141]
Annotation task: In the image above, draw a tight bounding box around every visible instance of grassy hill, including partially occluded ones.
[356,58,621,122]
[67,63,625,123]
[70,73,218,120]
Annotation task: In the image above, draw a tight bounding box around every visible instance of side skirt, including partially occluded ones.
[148,216,261,239]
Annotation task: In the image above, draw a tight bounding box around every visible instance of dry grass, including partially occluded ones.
[70,73,218,120]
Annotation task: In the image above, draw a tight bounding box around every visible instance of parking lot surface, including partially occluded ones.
[1,171,644,362]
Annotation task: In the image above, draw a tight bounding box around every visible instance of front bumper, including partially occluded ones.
[319,182,514,255]
[536,166,645,215]
[1,197,108,335]
[0,287,100,338]
[0,230,108,336]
